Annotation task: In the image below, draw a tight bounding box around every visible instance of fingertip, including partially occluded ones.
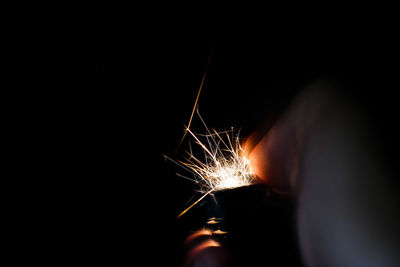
[247,135,269,183]
[246,128,293,194]
[183,229,232,267]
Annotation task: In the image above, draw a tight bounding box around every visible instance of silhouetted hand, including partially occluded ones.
[247,79,400,266]
[185,78,400,266]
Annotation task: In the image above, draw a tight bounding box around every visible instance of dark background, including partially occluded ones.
[64,23,399,265]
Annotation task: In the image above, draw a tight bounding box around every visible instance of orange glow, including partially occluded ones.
[187,239,222,261]
[245,132,270,183]
[184,229,223,263]
[245,127,292,194]
[184,229,212,246]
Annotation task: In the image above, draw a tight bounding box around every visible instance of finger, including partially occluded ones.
[183,229,232,267]
[246,120,297,194]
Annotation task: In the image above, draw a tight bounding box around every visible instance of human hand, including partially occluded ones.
[246,79,400,266]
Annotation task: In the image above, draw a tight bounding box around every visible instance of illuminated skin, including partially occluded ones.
[247,80,400,266]
[183,229,232,267]
[186,79,400,266]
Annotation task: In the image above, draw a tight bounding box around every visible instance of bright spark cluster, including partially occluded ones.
[182,127,254,193]
[168,110,256,196]
[167,112,257,218]
[166,51,255,218]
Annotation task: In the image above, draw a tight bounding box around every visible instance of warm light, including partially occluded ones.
[206,157,253,190]
[166,110,257,218]
[179,125,255,193]
[165,54,256,217]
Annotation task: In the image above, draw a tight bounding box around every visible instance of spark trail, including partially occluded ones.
[167,108,256,218]
[166,49,257,218]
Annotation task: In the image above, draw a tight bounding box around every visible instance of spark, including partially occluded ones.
[166,48,257,218]
[181,120,255,193]
[177,48,214,150]
[168,109,257,218]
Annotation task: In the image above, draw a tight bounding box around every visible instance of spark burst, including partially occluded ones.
[166,109,257,218]
[166,49,256,218]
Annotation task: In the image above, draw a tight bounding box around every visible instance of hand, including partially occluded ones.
[246,78,400,266]
[183,229,232,267]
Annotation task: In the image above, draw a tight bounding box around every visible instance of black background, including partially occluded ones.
[62,20,400,265]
